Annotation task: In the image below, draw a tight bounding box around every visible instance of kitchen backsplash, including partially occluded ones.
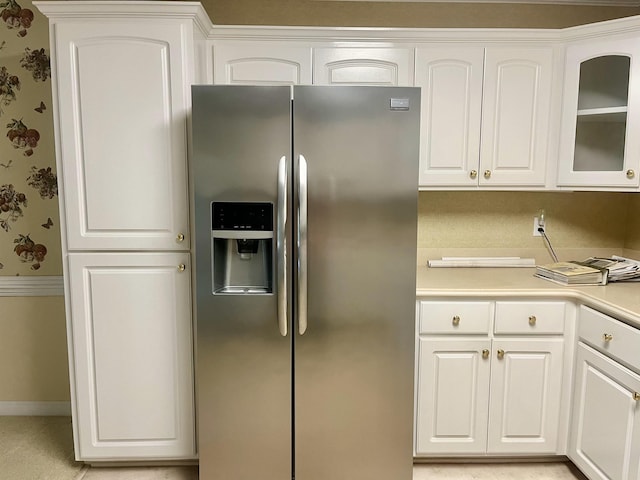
[418,191,640,265]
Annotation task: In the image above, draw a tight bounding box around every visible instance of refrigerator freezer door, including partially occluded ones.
[192,85,293,480]
[293,86,420,480]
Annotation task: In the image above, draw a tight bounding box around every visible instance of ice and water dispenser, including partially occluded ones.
[211,202,273,294]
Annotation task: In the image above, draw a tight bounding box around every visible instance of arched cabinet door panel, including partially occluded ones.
[313,48,414,86]
[559,38,640,189]
[54,22,191,250]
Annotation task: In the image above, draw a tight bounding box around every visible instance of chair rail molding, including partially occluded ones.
[0,276,64,296]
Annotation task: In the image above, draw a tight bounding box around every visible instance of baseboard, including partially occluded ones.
[0,401,71,416]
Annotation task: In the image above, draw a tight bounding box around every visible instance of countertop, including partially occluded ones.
[416,266,640,329]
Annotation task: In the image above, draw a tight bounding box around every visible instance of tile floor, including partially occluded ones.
[0,416,589,480]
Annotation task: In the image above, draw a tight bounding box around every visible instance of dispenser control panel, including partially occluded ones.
[212,202,273,231]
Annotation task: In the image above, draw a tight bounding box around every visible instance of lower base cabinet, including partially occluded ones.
[415,336,564,455]
[415,299,567,457]
[67,253,195,461]
[569,343,640,480]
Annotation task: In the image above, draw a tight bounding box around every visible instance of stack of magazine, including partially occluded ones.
[535,256,640,286]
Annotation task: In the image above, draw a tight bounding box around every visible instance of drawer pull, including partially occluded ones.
[497,349,505,360]
[178,264,186,272]
[176,233,185,242]
[603,333,613,342]
[627,169,635,179]
[484,169,491,179]
[470,170,478,179]
[482,349,490,359]
[452,315,460,326]
[634,392,640,401]
[528,315,537,326]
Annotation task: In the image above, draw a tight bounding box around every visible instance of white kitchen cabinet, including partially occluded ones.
[313,47,414,86]
[212,42,312,84]
[37,2,206,462]
[570,343,640,480]
[558,37,640,189]
[416,46,553,188]
[51,19,196,250]
[415,300,566,456]
[67,253,195,460]
[415,47,484,187]
[415,337,491,455]
[487,338,564,454]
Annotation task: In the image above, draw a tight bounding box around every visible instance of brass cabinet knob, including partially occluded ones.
[178,264,186,272]
[603,333,613,342]
[482,349,490,359]
[452,315,461,326]
[484,170,491,179]
[470,170,478,179]
[528,315,537,326]
[497,349,505,359]
[176,233,185,242]
[634,392,640,401]
[627,169,635,179]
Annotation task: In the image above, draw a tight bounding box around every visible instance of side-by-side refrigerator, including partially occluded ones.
[191,85,421,480]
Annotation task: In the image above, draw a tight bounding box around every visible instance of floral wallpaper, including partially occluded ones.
[0,0,61,275]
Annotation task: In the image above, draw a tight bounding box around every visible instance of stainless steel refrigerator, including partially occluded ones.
[191,85,420,480]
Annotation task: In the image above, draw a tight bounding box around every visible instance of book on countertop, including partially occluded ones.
[535,261,608,285]
[535,256,640,286]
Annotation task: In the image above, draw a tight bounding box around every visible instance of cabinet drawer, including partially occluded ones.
[494,301,565,335]
[418,301,491,334]
[579,305,640,371]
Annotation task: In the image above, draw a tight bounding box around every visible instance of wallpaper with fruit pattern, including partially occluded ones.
[0,0,61,275]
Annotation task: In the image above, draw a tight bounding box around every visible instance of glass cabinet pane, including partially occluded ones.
[574,55,630,173]
[577,56,630,110]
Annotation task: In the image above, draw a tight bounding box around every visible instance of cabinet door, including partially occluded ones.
[480,47,553,186]
[313,47,414,86]
[54,22,190,250]
[487,338,564,454]
[212,42,312,84]
[558,38,640,188]
[67,253,195,460]
[570,343,640,480]
[415,337,491,455]
[415,47,484,187]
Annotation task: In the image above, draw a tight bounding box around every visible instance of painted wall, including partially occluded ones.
[0,296,69,401]
[2,0,640,403]
[201,0,640,28]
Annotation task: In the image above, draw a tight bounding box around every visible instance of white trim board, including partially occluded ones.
[0,276,64,296]
[0,401,71,416]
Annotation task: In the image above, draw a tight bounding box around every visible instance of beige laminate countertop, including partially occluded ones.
[416,266,640,329]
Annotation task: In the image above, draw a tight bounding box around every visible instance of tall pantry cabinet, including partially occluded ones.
[35,1,210,461]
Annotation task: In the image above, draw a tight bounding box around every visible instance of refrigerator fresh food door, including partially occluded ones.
[292,86,420,480]
[191,85,293,480]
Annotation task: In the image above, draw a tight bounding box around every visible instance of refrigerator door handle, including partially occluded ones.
[297,154,308,335]
[277,155,288,337]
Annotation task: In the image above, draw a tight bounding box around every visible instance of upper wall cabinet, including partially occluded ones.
[53,21,194,250]
[212,42,312,84]
[415,47,484,187]
[313,48,415,86]
[417,46,554,188]
[558,38,640,189]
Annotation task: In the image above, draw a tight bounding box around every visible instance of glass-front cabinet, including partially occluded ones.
[558,38,640,188]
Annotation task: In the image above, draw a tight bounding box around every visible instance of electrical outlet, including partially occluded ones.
[533,217,543,237]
